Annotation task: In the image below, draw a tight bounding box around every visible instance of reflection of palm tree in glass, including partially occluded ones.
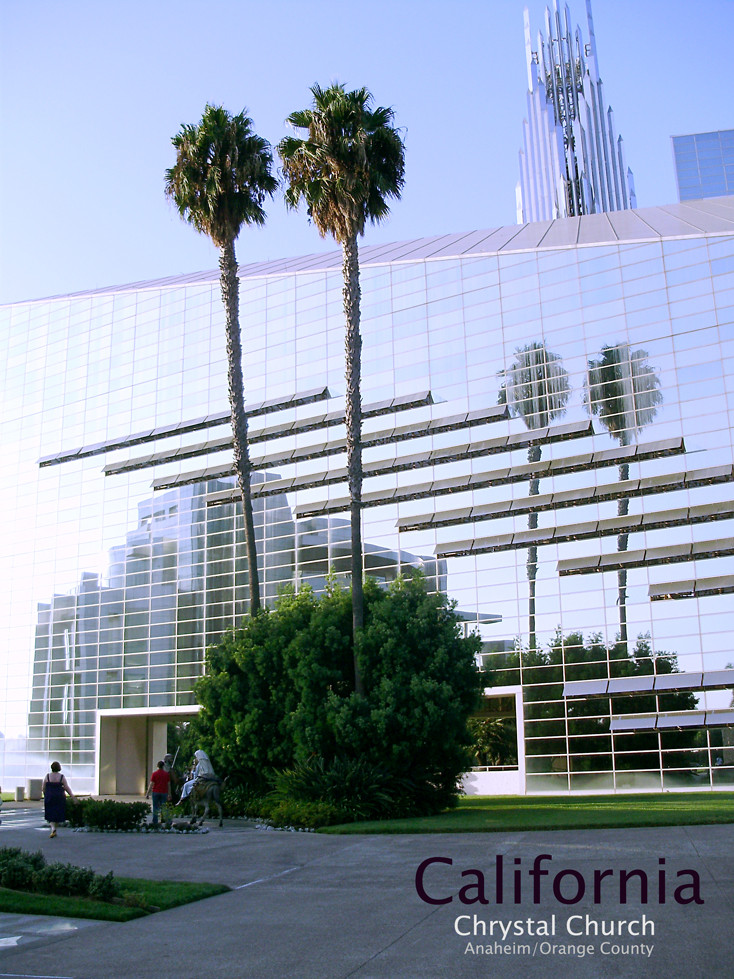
[499,342,570,649]
[585,344,663,650]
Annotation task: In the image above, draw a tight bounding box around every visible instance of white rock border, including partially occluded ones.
[73,825,209,834]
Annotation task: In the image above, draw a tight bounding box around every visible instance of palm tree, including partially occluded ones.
[278,83,405,695]
[499,341,570,649]
[585,343,663,649]
[165,104,277,616]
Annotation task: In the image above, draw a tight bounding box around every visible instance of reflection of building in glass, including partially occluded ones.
[517,0,636,222]
[672,129,734,202]
[27,477,445,761]
[3,195,734,795]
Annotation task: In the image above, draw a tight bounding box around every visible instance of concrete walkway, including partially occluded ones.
[0,804,732,978]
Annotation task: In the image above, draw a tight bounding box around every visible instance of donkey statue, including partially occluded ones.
[188,777,226,827]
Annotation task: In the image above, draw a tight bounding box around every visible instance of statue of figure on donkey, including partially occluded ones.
[177,749,224,826]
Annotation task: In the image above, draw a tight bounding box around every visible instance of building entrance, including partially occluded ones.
[96,706,198,796]
[462,685,526,795]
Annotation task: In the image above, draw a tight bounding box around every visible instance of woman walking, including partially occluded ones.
[42,761,73,837]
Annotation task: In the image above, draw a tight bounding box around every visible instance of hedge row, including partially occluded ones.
[0,846,117,901]
[66,798,150,831]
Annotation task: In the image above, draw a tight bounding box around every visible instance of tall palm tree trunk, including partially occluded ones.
[343,233,365,696]
[616,460,630,651]
[527,444,542,650]
[220,239,261,616]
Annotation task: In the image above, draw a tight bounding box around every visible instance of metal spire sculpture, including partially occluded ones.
[516,0,636,223]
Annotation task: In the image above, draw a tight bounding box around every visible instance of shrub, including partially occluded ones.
[268,757,414,820]
[0,847,118,902]
[33,863,95,897]
[243,796,270,819]
[81,800,150,831]
[0,847,45,872]
[193,573,482,816]
[65,797,89,828]
[221,783,259,817]
[54,798,151,832]
[158,801,182,824]
[264,798,349,829]
[394,769,462,816]
[0,857,37,891]
[88,870,118,902]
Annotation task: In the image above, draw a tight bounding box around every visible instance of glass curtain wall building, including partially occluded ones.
[2,195,734,796]
[673,130,734,202]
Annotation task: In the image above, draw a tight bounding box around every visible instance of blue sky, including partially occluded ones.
[1,0,732,304]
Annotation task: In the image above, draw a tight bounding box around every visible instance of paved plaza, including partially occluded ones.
[0,801,732,978]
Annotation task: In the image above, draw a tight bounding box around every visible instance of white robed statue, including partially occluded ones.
[179,750,217,804]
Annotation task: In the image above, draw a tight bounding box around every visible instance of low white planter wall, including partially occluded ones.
[462,768,526,796]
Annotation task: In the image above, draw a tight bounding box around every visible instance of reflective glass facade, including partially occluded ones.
[2,203,734,795]
[673,129,734,201]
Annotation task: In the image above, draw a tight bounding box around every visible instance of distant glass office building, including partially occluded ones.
[673,129,734,202]
[517,0,636,223]
[2,196,734,797]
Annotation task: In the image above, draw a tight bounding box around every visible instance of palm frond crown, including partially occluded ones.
[165,104,277,248]
[277,83,405,243]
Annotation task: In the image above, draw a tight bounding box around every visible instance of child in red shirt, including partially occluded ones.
[146,761,171,827]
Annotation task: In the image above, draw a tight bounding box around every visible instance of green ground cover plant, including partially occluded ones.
[115,877,230,913]
[244,756,451,828]
[319,792,734,834]
[0,874,229,922]
[264,757,418,824]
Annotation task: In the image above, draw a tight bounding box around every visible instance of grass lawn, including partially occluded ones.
[0,878,230,922]
[319,792,734,834]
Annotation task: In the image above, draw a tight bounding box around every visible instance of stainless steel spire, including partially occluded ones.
[516,0,636,223]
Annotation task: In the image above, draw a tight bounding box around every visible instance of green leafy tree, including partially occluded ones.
[320,574,483,809]
[585,344,663,648]
[192,588,320,788]
[498,341,570,648]
[278,84,405,693]
[165,105,277,615]
[191,574,482,812]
